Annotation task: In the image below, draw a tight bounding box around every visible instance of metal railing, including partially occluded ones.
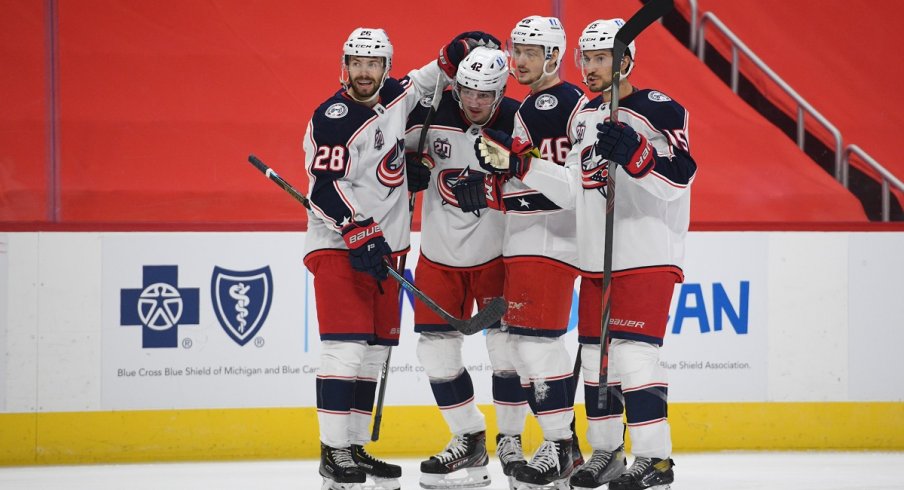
[686,0,698,50]
[696,12,845,186]
[844,145,904,222]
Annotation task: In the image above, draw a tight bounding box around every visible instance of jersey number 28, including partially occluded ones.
[312,145,348,173]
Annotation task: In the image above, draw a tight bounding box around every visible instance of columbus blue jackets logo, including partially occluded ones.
[648,91,672,102]
[325,103,348,119]
[121,265,199,348]
[433,137,452,159]
[535,94,558,110]
[376,138,405,189]
[211,266,273,346]
[438,168,469,207]
[580,145,609,197]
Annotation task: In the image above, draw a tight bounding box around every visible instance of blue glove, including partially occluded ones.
[438,31,502,78]
[474,128,538,179]
[594,122,655,178]
[341,218,391,281]
[406,152,432,193]
[452,170,488,213]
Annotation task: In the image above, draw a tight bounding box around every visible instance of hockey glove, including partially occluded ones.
[406,152,433,193]
[452,170,488,213]
[438,31,502,79]
[474,128,539,180]
[341,218,392,282]
[594,122,655,179]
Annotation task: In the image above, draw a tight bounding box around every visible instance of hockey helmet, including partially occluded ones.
[510,16,566,74]
[342,27,394,71]
[577,18,636,77]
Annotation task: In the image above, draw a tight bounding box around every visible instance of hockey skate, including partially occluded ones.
[511,439,573,490]
[419,431,491,489]
[569,445,627,489]
[320,443,366,490]
[495,433,527,489]
[608,456,674,490]
[351,444,401,490]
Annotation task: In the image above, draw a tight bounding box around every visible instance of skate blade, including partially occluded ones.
[419,466,491,489]
[513,479,571,490]
[321,478,363,490]
[362,476,400,490]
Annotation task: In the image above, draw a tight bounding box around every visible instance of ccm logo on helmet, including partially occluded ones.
[346,224,382,245]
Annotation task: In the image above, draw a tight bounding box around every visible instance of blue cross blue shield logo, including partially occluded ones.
[121,265,200,348]
[211,266,273,346]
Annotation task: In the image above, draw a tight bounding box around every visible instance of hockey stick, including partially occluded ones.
[598,0,674,410]
[370,346,391,441]
[371,75,445,442]
[247,154,506,336]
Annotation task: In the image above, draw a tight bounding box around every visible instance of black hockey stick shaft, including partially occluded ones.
[406,73,444,233]
[598,0,674,411]
[370,346,391,441]
[246,154,504,336]
[570,343,582,442]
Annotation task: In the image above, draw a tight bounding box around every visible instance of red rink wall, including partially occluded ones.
[1,0,870,227]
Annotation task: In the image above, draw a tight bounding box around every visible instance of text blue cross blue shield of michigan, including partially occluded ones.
[120,265,200,348]
[211,266,273,346]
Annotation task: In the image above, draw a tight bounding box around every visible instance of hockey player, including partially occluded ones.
[474,18,696,490]
[452,17,589,490]
[303,27,497,490]
[403,45,519,490]
[477,15,590,490]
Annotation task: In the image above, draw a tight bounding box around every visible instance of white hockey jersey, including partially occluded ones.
[503,81,587,272]
[521,88,697,278]
[303,62,445,262]
[405,92,519,269]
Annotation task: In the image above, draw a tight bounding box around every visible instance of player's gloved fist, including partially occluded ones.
[594,121,655,178]
[455,31,502,50]
[452,170,489,213]
[406,152,433,193]
[474,128,539,180]
[341,218,392,281]
[438,31,502,78]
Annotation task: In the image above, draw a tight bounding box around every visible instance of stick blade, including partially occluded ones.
[451,297,507,335]
[615,0,674,45]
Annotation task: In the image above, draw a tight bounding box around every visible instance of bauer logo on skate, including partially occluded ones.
[211,266,273,347]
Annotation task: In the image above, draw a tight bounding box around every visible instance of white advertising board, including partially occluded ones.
[660,232,768,402]
[101,231,767,409]
[102,232,312,409]
[0,234,7,410]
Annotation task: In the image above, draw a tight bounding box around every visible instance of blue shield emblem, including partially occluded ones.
[211,266,273,346]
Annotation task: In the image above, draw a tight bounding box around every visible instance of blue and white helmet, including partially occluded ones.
[343,27,394,71]
[453,47,509,123]
[455,46,509,96]
[341,27,393,102]
[577,18,636,77]
[510,15,566,74]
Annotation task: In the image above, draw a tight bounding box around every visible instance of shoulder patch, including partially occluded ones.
[535,94,559,111]
[324,103,348,119]
[419,94,435,108]
[648,91,672,102]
